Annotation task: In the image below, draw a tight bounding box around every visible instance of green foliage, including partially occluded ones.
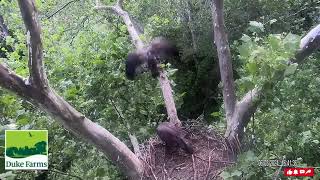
[220,151,264,179]
[236,30,300,94]
[227,33,320,180]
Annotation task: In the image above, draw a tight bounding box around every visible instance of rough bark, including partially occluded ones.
[211,0,236,124]
[94,0,182,126]
[0,1,144,179]
[158,70,181,126]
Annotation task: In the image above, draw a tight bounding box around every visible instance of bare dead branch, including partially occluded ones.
[211,0,236,122]
[18,0,48,90]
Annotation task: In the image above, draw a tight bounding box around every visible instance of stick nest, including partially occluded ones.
[138,121,235,179]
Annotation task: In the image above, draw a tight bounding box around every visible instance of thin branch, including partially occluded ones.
[187,1,197,52]
[50,168,83,180]
[0,15,9,38]
[46,0,79,19]
[18,0,48,90]
[109,99,141,156]
[273,156,285,180]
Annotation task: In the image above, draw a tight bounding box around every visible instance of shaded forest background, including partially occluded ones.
[0,0,319,179]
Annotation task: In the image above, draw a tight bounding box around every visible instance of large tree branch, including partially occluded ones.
[4,1,144,179]
[225,25,320,148]
[18,0,48,90]
[211,0,236,123]
[158,70,181,125]
[95,1,182,126]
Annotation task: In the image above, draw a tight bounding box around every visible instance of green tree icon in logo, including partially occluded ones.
[6,131,47,158]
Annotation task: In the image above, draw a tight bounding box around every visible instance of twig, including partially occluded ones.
[163,164,169,179]
[205,149,215,179]
[192,155,197,180]
[194,155,235,164]
[47,0,79,19]
[213,169,224,179]
[147,163,157,180]
[273,156,285,180]
[50,168,83,180]
[109,99,141,156]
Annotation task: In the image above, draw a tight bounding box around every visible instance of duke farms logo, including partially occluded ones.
[5,130,48,170]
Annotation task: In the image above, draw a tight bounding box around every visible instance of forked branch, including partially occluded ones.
[211,0,320,151]
[0,1,145,179]
[18,0,48,90]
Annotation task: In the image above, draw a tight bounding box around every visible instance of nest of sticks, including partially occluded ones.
[139,121,236,179]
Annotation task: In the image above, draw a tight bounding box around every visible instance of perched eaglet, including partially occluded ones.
[125,37,179,80]
[156,122,194,154]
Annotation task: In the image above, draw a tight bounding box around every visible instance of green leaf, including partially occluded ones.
[96,168,106,177]
[244,151,257,161]
[220,171,231,179]
[246,62,258,75]
[283,33,300,53]
[269,19,277,24]
[231,170,242,177]
[17,116,29,126]
[0,171,16,180]
[210,112,221,117]
[268,34,281,50]
[284,63,298,76]
[241,34,251,42]
[248,21,264,32]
